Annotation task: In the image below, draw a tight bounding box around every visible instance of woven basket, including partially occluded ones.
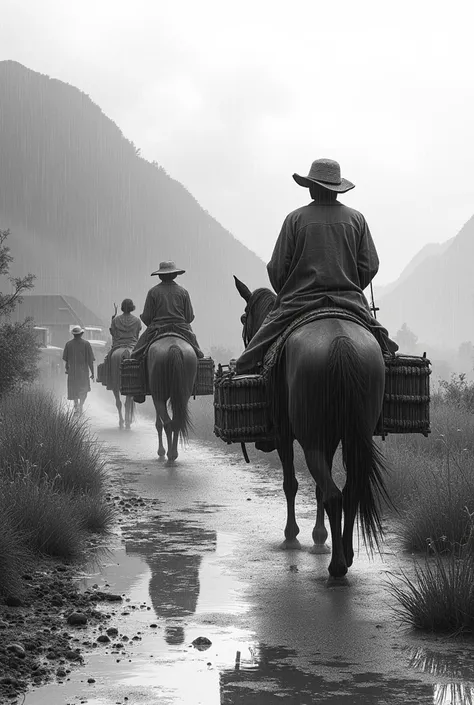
[374,354,431,437]
[214,367,273,443]
[96,362,108,387]
[120,358,146,397]
[194,357,215,396]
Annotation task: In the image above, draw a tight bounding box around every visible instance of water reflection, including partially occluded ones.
[219,643,434,704]
[407,647,474,705]
[125,515,217,642]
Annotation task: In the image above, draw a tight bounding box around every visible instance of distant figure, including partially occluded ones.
[108,298,142,353]
[132,261,204,361]
[235,157,398,374]
[105,298,142,429]
[62,325,95,414]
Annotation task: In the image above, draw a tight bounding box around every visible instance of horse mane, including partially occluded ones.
[243,287,276,346]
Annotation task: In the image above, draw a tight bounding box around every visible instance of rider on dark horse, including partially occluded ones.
[131,261,204,402]
[235,158,398,376]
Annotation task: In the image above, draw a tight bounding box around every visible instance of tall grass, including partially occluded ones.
[385,376,474,633]
[0,388,115,596]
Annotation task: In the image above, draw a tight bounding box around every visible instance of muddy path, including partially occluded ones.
[25,395,474,704]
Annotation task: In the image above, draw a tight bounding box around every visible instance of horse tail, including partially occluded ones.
[167,345,191,442]
[327,335,390,552]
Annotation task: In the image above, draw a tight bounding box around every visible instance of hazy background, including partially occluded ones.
[2,0,474,286]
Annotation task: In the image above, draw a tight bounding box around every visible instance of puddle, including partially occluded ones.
[407,647,474,705]
[23,400,474,704]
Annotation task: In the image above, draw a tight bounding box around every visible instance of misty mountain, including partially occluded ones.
[0,60,267,354]
[374,238,454,301]
[378,215,474,348]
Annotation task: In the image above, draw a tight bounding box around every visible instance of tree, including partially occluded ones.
[394,322,418,353]
[0,229,39,396]
[0,229,35,316]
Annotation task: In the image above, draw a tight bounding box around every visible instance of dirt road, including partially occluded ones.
[24,395,473,705]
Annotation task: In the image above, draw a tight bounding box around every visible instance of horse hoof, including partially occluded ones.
[309,544,331,555]
[326,575,350,588]
[157,450,166,458]
[279,539,302,551]
[125,423,131,430]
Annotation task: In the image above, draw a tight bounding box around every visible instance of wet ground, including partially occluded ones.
[24,394,474,704]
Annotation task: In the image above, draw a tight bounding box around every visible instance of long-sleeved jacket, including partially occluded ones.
[236,200,388,373]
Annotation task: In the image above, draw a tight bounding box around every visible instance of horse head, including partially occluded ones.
[234,276,276,346]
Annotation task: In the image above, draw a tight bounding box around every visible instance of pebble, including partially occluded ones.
[97,635,110,644]
[6,644,26,658]
[106,627,119,636]
[87,677,96,683]
[67,612,87,626]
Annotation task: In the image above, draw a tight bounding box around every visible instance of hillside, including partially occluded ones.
[379,215,474,348]
[0,61,267,353]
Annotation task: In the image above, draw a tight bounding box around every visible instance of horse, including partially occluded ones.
[108,347,135,429]
[147,336,197,462]
[234,276,391,580]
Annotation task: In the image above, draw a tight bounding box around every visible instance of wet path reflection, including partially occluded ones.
[22,399,474,704]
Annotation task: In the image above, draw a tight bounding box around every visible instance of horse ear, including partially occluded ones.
[233,276,252,302]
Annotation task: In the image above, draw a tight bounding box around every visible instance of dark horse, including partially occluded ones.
[109,347,135,429]
[147,337,197,462]
[234,277,391,579]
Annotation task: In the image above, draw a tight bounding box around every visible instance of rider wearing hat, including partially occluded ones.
[131,261,204,360]
[235,158,398,374]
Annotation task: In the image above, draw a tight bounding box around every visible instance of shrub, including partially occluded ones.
[0,388,107,495]
[0,387,114,594]
[0,320,40,397]
[387,522,474,633]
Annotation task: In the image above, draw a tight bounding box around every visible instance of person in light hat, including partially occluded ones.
[62,325,95,413]
[235,157,398,374]
[131,261,204,363]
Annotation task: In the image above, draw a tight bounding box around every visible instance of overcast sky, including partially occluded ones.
[1,0,473,284]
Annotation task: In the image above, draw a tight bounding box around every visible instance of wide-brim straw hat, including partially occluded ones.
[293,158,355,193]
[71,325,84,335]
[151,261,186,276]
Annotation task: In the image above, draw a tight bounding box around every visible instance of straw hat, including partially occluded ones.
[293,158,355,193]
[151,261,185,276]
[71,325,84,335]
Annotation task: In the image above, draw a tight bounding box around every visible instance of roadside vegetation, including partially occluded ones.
[0,387,115,598]
[385,374,474,634]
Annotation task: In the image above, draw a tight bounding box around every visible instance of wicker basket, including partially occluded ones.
[96,362,108,386]
[194,357,215,396]
[120,358,146,397]
[374,354,431,437]
[214,354,431,445]
[213,367,273,443]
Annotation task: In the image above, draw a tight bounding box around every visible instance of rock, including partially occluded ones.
[88,677,96,683]
[0,620,8,629]
[65,650,82,661]
[106,627,118,636]
[192,636,212,651]
[4,596,23,607]
[6,643,26,658]
[91,591,122,602]
[51,594,63,607]
[67,612,87,626]
[56,668,67,678]
[97,635,110,643]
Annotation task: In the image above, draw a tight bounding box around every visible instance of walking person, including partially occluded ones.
[62,325,95,414]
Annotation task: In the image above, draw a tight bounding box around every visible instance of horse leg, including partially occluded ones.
[153,397,170,458]
[114,390,124,428]
[310,484,330,554]
[125,396,134,429]
[277,437,301,550]
[168,428,179,463]
[304,447,346,578]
